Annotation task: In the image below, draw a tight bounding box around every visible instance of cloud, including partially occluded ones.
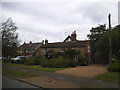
[2,1,118,44]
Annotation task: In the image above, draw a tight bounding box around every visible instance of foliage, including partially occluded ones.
[96,25,120,60]
[34,55,45,65]
[95,72,120,83]
[41,57,76,68]
[87,24,120,64]
[1,18,19,57]
[24,58,35,65]
[75,55,87,65]
[64,49,80,60]
[87,24,106,63]
[45,50,56,59]
[42,49,86,67]
[107,62,120,72]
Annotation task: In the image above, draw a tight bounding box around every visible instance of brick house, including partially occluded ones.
[36,31,90,59]
[18,41,42,56]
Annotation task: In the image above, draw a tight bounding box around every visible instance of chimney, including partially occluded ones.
[24,42,26,44]
[30,41,32,44]
[45,39,48,44]
[42,40,44,44]
[71,31,77,41]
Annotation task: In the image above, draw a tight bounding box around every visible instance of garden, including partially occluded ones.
[3,49,88,68]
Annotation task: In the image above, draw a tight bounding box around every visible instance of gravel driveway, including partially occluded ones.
[55,65,108,78]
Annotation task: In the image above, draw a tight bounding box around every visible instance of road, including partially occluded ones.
[2,76,45,89]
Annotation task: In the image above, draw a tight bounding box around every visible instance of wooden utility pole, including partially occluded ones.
[108,13,112,64]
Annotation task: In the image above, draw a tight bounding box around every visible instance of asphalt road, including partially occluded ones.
[2,76,41,88]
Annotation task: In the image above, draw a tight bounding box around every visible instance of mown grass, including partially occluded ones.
[3,62,64,72]
[95,72,120,83]
[3,68,39,78]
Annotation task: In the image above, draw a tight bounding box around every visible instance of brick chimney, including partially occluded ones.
[71,31,77,41]
[45,39,48,44]
[30,41,32,44]
[42,40,44,44]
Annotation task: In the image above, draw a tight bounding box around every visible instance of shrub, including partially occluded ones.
[34,56,45,65]
[34,58,41,65]
[107,62,120,72]
[41,58,76,68]
[3,58,11,63]
[24,58,35,65]
[64,49,80,60]
[45,50,56,59]
[75,55,87,66]
[17,59,26,64]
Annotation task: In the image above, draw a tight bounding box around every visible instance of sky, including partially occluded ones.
[1,0,119,44]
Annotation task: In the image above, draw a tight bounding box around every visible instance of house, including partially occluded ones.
[36,31,90,59]
[18,41,43,56]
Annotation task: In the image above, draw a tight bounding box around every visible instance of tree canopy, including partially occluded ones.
[1,18,19,57]
[87,24,120,63]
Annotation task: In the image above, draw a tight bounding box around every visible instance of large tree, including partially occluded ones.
[87,24,120,63]
[96,25,120,61]
[1,18,19,57]
[87,24,107,63]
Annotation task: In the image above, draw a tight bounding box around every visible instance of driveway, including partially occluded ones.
[55,65,108,78]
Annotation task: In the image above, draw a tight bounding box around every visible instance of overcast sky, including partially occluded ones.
[1,0,118,44]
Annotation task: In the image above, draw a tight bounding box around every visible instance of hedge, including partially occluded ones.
[41,58,76,68]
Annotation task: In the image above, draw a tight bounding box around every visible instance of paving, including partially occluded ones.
[2,76,39,88]
[3,65,119,88]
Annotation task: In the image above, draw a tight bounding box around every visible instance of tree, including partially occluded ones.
[1,18,19,57]
[96,25,120,61]
[88,24,120,64]
[87,24,107,63]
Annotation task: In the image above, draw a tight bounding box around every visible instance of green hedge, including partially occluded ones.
[41,58,76,68]
[107,62,120,72]
[24,58,35,65]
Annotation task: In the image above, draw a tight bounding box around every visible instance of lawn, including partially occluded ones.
[3,68,39,78]
[95,72,120,83]
[3,62,64,72]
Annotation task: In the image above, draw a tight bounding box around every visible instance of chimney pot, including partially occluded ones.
[42,40,44,44]
[30,41,32,44]
[45,39,48,44]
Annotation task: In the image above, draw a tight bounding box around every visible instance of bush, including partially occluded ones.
[45,50,56,59]
[41,58,76,68]
[34,58,41,65]
[75,55,87,66]
[3,58,11,63]
[34,56,45,65]
[24,58,35,65]
[107,62,120,72]
[64,49,80,60]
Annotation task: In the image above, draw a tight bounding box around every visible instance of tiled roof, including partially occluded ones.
[40,41,88,48]
[19,42,42,51]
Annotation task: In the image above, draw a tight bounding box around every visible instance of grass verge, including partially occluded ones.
[3,62,64,72]
[3,68,39,78]
[95,72,120,83]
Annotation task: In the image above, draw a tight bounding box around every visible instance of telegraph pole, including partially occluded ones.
[108,13,112,64]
